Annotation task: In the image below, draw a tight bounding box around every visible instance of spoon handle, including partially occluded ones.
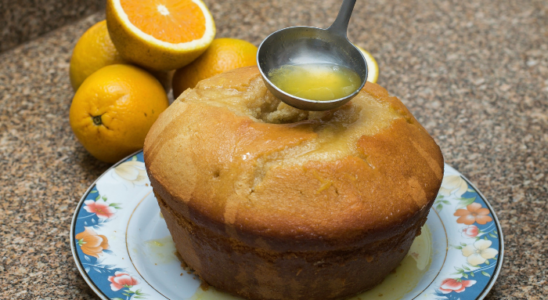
[327,0,357,38]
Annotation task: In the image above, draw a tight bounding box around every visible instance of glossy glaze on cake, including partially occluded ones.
[144,66,444,300]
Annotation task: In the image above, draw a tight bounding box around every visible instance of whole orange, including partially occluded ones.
[172,38,257,98]
[69,64,169,163]
[69,20,127,91]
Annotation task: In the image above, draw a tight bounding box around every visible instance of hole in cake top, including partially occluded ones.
[176,68,404,168]
[182,73,371,126]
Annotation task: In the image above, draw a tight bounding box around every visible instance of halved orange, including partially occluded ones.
[355,45,379,83]
[106,0,216,71]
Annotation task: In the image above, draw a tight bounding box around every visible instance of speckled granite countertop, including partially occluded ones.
[1,0,547,299]
[0,0,103,52]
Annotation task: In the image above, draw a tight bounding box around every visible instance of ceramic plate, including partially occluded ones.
[71,151,503,300]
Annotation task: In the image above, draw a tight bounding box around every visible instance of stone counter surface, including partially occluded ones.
[0,0,104,53]
[1,0,547,299]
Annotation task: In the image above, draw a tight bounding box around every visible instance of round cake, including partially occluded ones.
[143,66,444,300]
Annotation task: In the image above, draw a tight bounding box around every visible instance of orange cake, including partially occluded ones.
[143,66,444,300]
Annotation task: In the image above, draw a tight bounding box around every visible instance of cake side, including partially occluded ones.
[157,193,426,300]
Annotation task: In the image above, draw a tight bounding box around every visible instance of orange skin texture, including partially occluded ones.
[70,64,169,163]
[69,20,127,91]
[172,38,257,98]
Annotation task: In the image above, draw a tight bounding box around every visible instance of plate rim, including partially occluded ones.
[70,151,504,300]
[69,151,142,300]
[459,174,505,300]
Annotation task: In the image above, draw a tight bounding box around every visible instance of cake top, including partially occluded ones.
[144,66,444,251]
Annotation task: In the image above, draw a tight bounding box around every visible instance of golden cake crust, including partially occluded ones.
[144,66,443,252]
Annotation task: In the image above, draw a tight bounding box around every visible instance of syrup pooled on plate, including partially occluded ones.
[143,235,178,265]
[268,63,361,101]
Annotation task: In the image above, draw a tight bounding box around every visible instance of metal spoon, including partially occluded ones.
[257,0,367,111]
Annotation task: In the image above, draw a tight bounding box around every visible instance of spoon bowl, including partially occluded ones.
[257,0,367,111]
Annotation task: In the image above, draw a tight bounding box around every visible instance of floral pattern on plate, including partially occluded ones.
[72,154,150,300]
[431,173,504,300]
[71,151,503,300]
